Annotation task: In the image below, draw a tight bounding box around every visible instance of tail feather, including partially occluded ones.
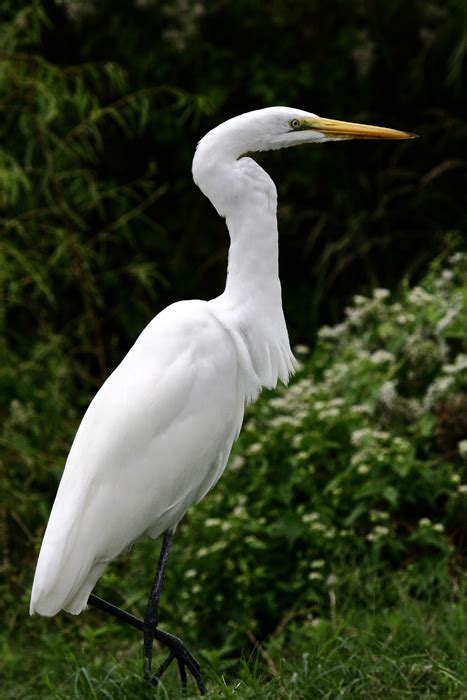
[30,489,99,616]
[62,561,108,615]
[30,542,94,616]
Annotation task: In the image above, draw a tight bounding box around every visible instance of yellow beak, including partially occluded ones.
[302,116,417,140]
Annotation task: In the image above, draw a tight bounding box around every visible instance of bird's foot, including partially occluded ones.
[146,627,206,695]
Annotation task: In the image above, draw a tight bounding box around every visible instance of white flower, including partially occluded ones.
[318,407,340,420]
[351,428,372,446]
[246,442,262,455]
[287,384,302,398]
[292,434,303,449]
[370,510,389,522]
[408,287,434,305]
[270,415,298,429]
[393,437,410,451]
[294,344,310,355]
[443,354,467,376]
[324,362,348,380]
[185,569,197,579]
[458,485,467,494]
[295,409,309,421]
[352,428,389,445]
[329,398,345,407]
[353,294,368,306]
[270,397,288,409]
[370,350,394,365]
[297,378,315,392]
[373,288,390,300]
[302,512,320,523]
[458,440,467,459]
[451,473,461,484]
[436,303,461,332]
[231,455,244,470]
[210,541,227,553]
[419,518,431,527]
[373,525,389,536]
[351,404,372,415]
[308,571,323,581]
[357,464,370,475]
[318,323,347,340]
[424,376,454,408]
[433,523,445,533]
[326,574,338,587]
[311,559,325,568]
[206,518,221,527]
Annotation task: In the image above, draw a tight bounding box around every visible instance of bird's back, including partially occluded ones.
[30,300,245,616]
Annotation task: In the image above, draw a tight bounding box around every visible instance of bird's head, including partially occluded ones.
[194,106,416,162]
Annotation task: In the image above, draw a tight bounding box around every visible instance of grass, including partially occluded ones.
[2,588,466,699]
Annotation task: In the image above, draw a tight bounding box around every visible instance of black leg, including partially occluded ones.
[87,530,206,695]
[88,594,203,687]
[143,529,175,680]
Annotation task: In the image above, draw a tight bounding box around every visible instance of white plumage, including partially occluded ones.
[31,106,414,619]
[31,301,247,615]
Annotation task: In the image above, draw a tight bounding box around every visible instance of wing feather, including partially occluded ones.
[30,301,244,616]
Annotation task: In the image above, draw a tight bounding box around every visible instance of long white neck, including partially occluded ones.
[193,142,295,394]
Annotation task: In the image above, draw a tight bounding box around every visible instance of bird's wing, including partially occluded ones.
[30,300,244,616]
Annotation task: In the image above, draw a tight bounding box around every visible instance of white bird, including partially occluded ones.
[30,107,415,692]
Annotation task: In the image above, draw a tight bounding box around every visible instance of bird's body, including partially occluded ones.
[30,107,414,690]
[31,300,248,615]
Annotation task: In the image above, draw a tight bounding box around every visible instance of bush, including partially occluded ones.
[155,253,467,650]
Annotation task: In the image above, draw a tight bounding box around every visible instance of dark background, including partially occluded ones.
[34,0,467,359]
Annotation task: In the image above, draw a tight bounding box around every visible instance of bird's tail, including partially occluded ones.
[30,535,108,616]
[30,489,109,617]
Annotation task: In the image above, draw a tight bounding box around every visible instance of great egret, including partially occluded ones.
[30,107,415,693]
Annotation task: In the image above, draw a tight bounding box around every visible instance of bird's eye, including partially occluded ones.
[290,119,301,129]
